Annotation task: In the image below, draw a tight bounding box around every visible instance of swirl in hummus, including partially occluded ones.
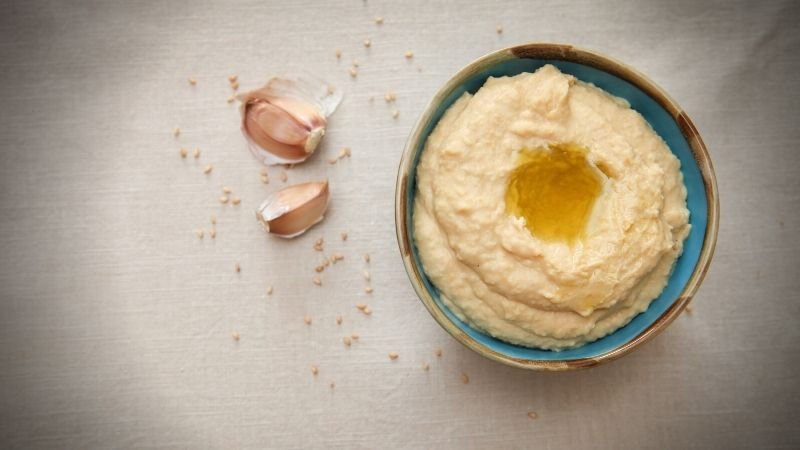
[413,64,690,350]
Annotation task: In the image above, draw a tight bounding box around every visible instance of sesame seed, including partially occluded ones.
[259,167,268,176]
[363,253,370,263]
[496,25,503,34]
[180,148,188,158]
[374,16,384,24]
[332,253,344,262]
[188,77,197,85]
[314,238,324,251]
[266,286,273,295]
[435,348,442,357]
[231,331,240,341]
[219,195,229,204]
[527,411,539,420]
[343,336,351,347]
[388,352,399,360]
[364,287,374,294]
[280,171,288,182]
[173,127,180,137]
[203,164,213,174]
[222,186,232,194]
[313,275,322,286]
[227,95,235,103]
[304,315,312,325]
[330,382,335,389]
[231,196,241,205]
[193,147,201,158]
[260,175,269,184]
[328,158,338,165]
[210,215,217,225]
[363,39,371,48]
[349,67,358,78]
[363,270,370,280]
[391,109,399,119]
[685,303,693,315]
[231,81,240,90]
[196,229,204,239]
[404,51,414,59]
[311,365,318,376]
[340,232,348,241]
[210,229,216,239]
[363,306,372,315]
[327,85,335,95]
[352,59,360,67]
[351,333,359,340]
[335,48,342,59]
[336,316,343,325]
[228,74,238,83]
[384,91,396,102]
[461,372,470,384]
[422,363,430,371]
[315,265,325,273]
[356,304,367,311]
[234,262,241,272]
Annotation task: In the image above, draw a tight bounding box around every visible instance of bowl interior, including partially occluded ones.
[404,58,709,361]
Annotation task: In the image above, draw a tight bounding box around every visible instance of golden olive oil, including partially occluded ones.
[505,143,603,243]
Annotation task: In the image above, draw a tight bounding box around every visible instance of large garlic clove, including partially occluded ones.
[256,181,330,238]
[240,74,342,166]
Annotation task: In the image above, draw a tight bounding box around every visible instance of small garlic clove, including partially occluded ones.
[255,181,330,238]
[239,74,342,166]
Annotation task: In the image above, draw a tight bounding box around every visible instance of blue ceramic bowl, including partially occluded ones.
[395,43,719,370]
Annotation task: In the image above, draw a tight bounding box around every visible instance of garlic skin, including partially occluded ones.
[256,181,330,238]
[240,74,342,165]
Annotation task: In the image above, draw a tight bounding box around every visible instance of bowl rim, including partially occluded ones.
[394,42,720,371]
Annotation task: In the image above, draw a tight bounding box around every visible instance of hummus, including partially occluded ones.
[413,64,690,350]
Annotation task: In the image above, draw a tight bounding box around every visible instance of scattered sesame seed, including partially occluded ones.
[364,287,374,294]
[231,331,240,341]
[280,171,288,182]
[496,25,503,34]
[422,363,430,371]
[227,95,235,103]
[363,270,370,280]
[364,253,370,263]
[374,16,384,24]
[349,67,358,78]
[351,333,359,340]
[384,91,396,102]
[266,286,273,295]
[332,253,344,263]
[336,316,343,325]
[313,275,322,286]
[330,382,335,389]
[173,127,180,137]
[328,158,338,165]
[260,175,269,184]
[527,411,539,420]
[352,59,360,67]
[392,109,400,119]
[323,258,330,267]
[311,365,318,376]
[314,238,324,252]
[338,147,351,159]
[315,265,325,273]
[219,195,229,204]
[231,196,241,205]
[363,39,371,48]
[180,148,188,158]
[210,229,216,239]
[203,164,213,174]
[341,232,348,241]
[196,229,204,239]
[343,336,351,347]
[231,81,240,90]
[188,77,197,85]
[234,262,241,273]
[363,306,372,315]
[388,352,399,360]
[435,348,442,357]
[461,372,470,384]
[304,315,312,325]
[335,48,342,59]
[356,304,367,311]
[222,186,232,194]
[228,74,238,83]
[259,167,268,176]
[193,147,201,158]
[210,215,217,225]
[327,85,335,95]
[685,303,693,315]
[404,51,414,59]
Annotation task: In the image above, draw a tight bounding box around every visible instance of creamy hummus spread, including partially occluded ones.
[413,64,690,350]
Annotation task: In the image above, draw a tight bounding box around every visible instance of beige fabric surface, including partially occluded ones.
[0,0,798,448]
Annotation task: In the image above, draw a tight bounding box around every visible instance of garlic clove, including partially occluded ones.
[256,181,330,238]
[240,74,342,166]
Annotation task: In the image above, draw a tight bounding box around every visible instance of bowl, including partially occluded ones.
[394,43,719,371]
